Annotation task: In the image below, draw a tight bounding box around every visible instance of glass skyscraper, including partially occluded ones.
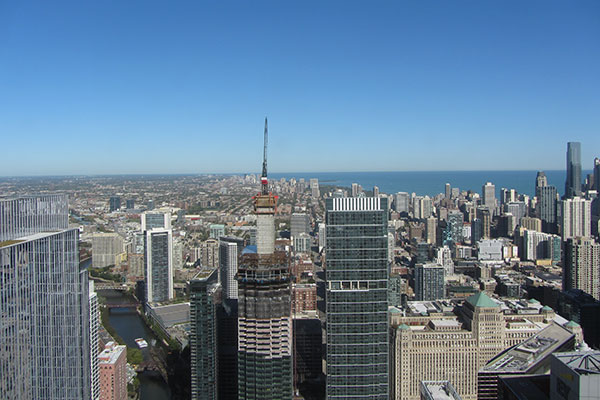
[325,197,389,399]
[0,195,91,399]
[566,141,582,198]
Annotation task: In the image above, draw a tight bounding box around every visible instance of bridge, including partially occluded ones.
[105,303,139,310]
[94,282,130,291]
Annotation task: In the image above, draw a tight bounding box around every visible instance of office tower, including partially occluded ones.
[293,318,322,387]
[436,246,454,276]
[537,185,558,233]
[445,183,451,199]
[201,238,220,269]
[290,213,310,240]
[237,120,293,399]
[505,201,526,225]
[422,196,433,219]
[550,351,600,400]
[190,269,220,400]
[210,224,226,239]
[565,142,582,198]
[536,171,548,190]
[325,197,389,399]
[416,242,430,264]
[219,236,244,300]
[564,237,600,300]
[373,186,380,198]
[318,222,326,252]
[414,263,445,301]
[109,196,121,212]
[482,182,496,215]
[394,191,410,214]
[0,195,91,399]
[560,197,592,239]
[92,232,124,268]
[90,282,100,400]
[594,157,600,191]
[141,211,171,231]
[500,188,517,209]
[98,342,127,400]
[476,207,491,239]
[472,218,483,244]
[126,199,135,209]
[522,229,561,263]
[557,289,600,349]
[217,299,239,400]
[173,238,184,270]
[294,232,311,253]
[390,292,568,400]
[425,216,437,245]
[310,178,320,198]
[147,199,155,210]
[144,228,174,303]
[0,194,68,240]
[443,210,464,246]
[352,182,360,197]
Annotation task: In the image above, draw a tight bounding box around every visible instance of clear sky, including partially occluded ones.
[1,1,599,176]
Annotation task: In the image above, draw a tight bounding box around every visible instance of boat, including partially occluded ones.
[134,338,148,348]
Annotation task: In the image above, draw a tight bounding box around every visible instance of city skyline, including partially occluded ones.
[2,1,599,176]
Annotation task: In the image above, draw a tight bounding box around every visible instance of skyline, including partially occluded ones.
[2,1,599,175]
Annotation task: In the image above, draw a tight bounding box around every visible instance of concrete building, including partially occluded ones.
[293,232,311,253]
[426,216,437,245]
[476,207,491,240]
[201,238,219,269]
[390,292,570,400]
[210,224,225,239]
[520,216,542,232]
[109,196,121,212]
[563,237,600,300]
[395,192,410,214]
[560,197,592,239]
[144,228,174,303]
[550,351,600,400]
[92,233,124,268]
[537,185,558,234]
[521,229,561,263]
[190,269,220,400]
[0,195,91,400]
[420,381,463,400]
[415,263,445,301]
[98,342,127,400]
[292,283,317,314]
[290,213,310,240]
[141,211,171,231]
[482,182,496,215]
[90,282,100,400]
[326,197,389,399]
[444,210,464,246]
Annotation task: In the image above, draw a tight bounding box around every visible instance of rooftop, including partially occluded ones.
[466,291,500,308]
[98,342,126,365]
[420,380,463,400]
[553,351,600,375]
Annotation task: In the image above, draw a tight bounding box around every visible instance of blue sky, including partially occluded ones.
[1,1,599,175]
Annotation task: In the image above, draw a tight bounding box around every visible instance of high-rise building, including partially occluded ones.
[126,199,135,209]
[522,229,561,263]
[144,228,174,303]
[425,216,437,245]
[565,142,582,198]
[325,197,389,399]
[594,157,600,191]
[520,216,542,232]
[536,171,548,191]
[219,236,244,300]
[373,186,380,198]
[482,182,496,215]
[310,178,320,198]
[414,263,445,301]
[420,381,463,400]
[560,197,592,239]
[201,238,220,269]
[564,237,600,300]
[98,342,127,400]
[0,195,91,399]
[550,351,600,400]
[190,269,220,400]
[236,120,293,399]
[443,210,464,246]
[90,282,100,400]
[141,211,171,231]
[476,207,491,239]
[92,232,124,268]
[109,196,121,212]
[290,213,310,240]
[395,192,410,214]
[537,185,558,233]
[210,224,226,239]
[445,183,452,199]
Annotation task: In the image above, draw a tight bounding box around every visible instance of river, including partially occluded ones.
[99,289,172,400]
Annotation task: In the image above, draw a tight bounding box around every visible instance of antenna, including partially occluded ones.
[261,117,268,195]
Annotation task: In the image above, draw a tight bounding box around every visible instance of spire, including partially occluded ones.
[261,117,268,195]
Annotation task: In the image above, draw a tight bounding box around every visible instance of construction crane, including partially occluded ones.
[261,117,269,195]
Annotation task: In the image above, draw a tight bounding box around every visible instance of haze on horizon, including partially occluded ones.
[1,1,599,176]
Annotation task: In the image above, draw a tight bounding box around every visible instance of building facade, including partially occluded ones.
[565,141,582,198]
[560,197,592,239]
[563,237,600,300]
[144,228,174,303]
[98,342,127,400]
[414,263,445,301]
[325,197,389,399]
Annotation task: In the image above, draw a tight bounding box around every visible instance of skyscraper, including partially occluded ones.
[394,192,409,214]
[109,196,121,212]
[482,182,496,215]
[90,282,100,400]
[325,197,389,399]
[560,197,592,239]
[290,213,310,240]
[236,119,293,399]
[535,171,548,190]
[98,342,127,400]
[0,195,91,399]
[144,228,174,303]
[537,185,558,233]
[564,237,600,301]
[141,211,171,231]
[414,263,445,301]
[594,157,600,192]
[190,269,220,400]
[565,142,582,198]
[219,236,244,300]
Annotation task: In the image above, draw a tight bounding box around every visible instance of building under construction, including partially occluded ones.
[237,119,293,399]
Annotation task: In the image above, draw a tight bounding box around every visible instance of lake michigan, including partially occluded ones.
[269,170,593,198]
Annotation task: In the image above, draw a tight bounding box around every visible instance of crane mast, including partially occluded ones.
[261,117,269,195]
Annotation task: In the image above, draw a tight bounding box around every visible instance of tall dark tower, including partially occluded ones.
[566,142,582,198]
[236,119,293,400]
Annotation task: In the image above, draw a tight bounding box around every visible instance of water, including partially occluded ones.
[100,290,171,400]
[269,170,593,198]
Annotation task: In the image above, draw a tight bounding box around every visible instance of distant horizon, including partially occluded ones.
[1,168,594,179]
